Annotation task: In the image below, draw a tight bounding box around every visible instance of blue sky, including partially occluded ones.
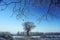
[0,0,60,33]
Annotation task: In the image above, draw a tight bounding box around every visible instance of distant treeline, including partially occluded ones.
[0,32,60,36]
[16,32,60,36]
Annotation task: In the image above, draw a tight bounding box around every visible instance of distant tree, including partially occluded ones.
[23,22,36,36]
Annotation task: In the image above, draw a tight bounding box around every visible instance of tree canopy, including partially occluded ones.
[0,0,60,21]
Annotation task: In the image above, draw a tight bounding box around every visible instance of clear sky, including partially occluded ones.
[0,0,60,33]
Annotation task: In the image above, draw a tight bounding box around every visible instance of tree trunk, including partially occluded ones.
[27,31,29,36]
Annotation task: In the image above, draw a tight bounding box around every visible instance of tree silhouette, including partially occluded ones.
[0,0,60,21]
[23,22,35,36]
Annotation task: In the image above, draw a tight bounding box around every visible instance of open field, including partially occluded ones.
[0,32,60,40]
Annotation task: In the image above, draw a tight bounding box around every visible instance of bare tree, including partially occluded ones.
[23,22,35,36]
[0,0,60,21]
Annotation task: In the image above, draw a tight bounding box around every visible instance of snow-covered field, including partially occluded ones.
[12,36,40,40]
[12,36,60,40]
[0,36,60,40]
